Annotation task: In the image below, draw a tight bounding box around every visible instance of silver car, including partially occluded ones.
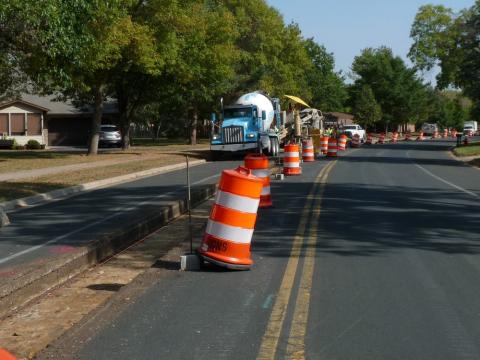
[99,125,122,147]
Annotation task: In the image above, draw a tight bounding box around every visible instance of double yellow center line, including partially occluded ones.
[257,160,336,360]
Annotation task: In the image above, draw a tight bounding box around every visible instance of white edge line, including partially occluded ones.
[407,150,479,199]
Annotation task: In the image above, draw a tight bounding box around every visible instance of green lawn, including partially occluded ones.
[453,142,480,157]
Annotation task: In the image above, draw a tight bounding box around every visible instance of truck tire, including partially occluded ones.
[270,137,279,157]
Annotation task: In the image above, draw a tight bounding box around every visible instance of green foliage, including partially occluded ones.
[304,38,347,111]
[2,0,348,146]
[26,139,41,150]
[352,85,382,130]
[409,2,480,106]
[350,47,429,129]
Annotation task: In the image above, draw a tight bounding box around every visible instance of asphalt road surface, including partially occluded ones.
[40,139,480,360]
[0,160,240,271]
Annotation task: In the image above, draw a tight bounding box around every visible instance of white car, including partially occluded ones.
[340,125,366,142]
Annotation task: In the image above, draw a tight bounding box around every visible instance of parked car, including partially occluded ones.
[99,125,122,147]
[340,124,366,142]
[421,123,438,135]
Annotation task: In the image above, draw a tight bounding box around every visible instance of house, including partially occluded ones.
[0,94,118,147]
[324,112,355,128]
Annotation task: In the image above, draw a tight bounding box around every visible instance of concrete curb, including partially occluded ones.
[0,159,207,213]
[0,184,216,319]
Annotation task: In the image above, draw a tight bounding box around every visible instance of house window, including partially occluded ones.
[27,113,42,135]
[0,114,7,135]
[11,113,25,135]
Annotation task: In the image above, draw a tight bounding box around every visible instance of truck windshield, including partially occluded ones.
[224,108,252,119]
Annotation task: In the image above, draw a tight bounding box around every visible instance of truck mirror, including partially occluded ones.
[211,113,216,123]
[262,110,266,120]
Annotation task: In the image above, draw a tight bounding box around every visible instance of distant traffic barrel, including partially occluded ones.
[378,133,385,144]
[351,134,360,148]
[326,137,337,157]
[301,138,315,162]
[366,133,373,145]
[283,143,302,175]
[320,136,329,154]
[244,153,272,208]
[198,167,263,270]
[338,134,347,151]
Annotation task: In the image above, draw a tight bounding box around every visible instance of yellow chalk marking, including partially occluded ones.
[257,161,336,360]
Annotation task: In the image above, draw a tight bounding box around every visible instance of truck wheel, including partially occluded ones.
[270,137,279,157]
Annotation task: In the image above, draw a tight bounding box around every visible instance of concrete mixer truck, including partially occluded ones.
[210,92,284,158]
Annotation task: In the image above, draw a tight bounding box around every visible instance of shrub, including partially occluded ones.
[10,138,17,150]
[26,139,42,150]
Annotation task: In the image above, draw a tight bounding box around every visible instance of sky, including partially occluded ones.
[266,0,474,82]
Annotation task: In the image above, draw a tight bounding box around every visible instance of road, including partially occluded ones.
[0,160,239,271]
[40,139,480,359]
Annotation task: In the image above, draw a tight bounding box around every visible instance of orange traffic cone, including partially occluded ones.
[199,167,263,270]
[283,143,302,175]
[244,153,272,208]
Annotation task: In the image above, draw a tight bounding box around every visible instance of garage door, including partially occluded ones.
[47,117,90,146]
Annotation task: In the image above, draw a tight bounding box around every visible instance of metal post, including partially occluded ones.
[186,155,193,254]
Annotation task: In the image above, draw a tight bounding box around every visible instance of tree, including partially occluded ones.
[409,2,480,114]
[303,38,347,111]
[352,85,382,130]
[350,47,429,130]
[6,1,162,154]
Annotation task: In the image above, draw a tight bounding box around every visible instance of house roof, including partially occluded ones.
[0,98,50,112]
[0,94,119,115]
[22,94,118,115]
[325,112,354,120]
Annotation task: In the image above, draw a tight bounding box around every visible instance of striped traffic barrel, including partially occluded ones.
[199,167,263,270]
[283,143,302,175]
[451,129,457,138]
[320,136,329,154]
[244,153,272,208]
[326,137,337,157]
[301,138,315,162]
[366,133,373,145]
[338,134,347,151]
[351,134,360,148]
[443,129,448,138]
[417,132,424,141]
[392,132,398,143]
[378,133,385,144]
[405,132,411,141]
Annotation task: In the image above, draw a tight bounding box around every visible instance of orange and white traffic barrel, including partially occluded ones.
[351,134,360,148]
[433,130,439,139]
[301,138,315,162]
[0,349,17,360]
[326,137,337,157]
[244,153,272,208]
[443,129,448,138]
[392,132,398,143]
[451,129,457,138]
[378,133,385,144]
[405,132,411,141]
[320,136,329,154]
[283,143,302,175]
[198,167,263,270]
[365,133,373,145]
[417,132,424,141]
[338,134,347,151]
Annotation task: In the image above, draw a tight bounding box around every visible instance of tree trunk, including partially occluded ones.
[190,107,198,145]
[87,85,104,155]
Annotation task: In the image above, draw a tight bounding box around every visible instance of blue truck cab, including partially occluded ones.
[210,93,282,157]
